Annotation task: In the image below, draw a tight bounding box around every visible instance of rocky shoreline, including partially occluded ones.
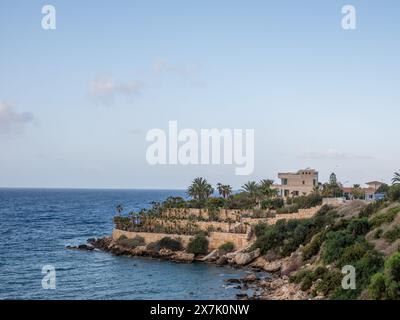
[67,237,310,300]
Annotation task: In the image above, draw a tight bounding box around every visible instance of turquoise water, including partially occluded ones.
[0,189,246,300]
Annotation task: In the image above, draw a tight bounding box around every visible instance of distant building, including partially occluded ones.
[342,182,385,201]
[274,168,318,197]
[365,181,384,192]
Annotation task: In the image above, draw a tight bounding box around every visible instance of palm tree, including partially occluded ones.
[241,181,260,205]
[187,177,214,202]
[217,183,232,198]
[259,179,277,198]
[392,171,400,185]
[115,204,123,216]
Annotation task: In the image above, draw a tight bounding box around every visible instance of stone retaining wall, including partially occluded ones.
[268,206,322,225]
[112,229,249,251]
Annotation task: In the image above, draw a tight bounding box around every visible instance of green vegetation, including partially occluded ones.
[389,184,400,201]
[276,192,323,214]
[187,177,214,206]
[116,235,145,248]
[383,226,400,243]
[218,242,234,253]
[261,198,284,210]
[368,252,400,299]
[302,231,326,261]
[370,206,400,227]
[187,234,209,255]
[252,205,337,257]
[146,237,183,252]
[157,237,183,251]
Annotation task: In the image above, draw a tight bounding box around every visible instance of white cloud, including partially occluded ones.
[301,148,372,160]
[0,102,34,135]
[88,75,143,105]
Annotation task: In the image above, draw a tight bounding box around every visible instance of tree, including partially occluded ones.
[241,181,260,203]
[259,179,278,198]
[376,183,390,194]
[187,177,214,203]
[352,184,365,200]
[392,171,400,185]
[217,183,232,199]
[329,173,338,185]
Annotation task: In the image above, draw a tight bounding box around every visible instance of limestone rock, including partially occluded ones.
[159,248,174,257]
[201,249,220,262]
[249,257,267,269]
[216,255,228,265]
[171,251,194,263]
[233,248,260,266]
[242,274,258,283]
[263,261,282,273]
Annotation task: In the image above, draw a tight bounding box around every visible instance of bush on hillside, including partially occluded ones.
[368,252,400,299]
[226,193,255,210]
[292,192,323,209]
[116,235,145,248]
[383,226,400,243]
[261,198,284,210]
[218,242,234,253]
[158,237,183,251]
[322,230,356,264]
[359,200,386,218]
[187,234,209,255]
[346,218,371,236]
[253,206,338,257]
[302,231,326,261]
[370,206,400,228]
[389,184,400,201]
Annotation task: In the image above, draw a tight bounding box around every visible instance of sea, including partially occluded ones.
[0,188,251,300]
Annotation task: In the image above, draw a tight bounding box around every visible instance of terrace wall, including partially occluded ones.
[112,229,249,251]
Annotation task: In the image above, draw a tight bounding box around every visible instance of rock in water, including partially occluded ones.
[216,255,228,265]
[242,274,258,283]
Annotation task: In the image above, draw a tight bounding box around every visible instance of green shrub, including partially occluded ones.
[370,206,400,227]
[261,198,284,210]
[226,193,254,209]
[389,184,400,202]
[218,242,234,253]
[158,237,183,251]
[385,251,400,282]
[383,226,400,243]
[314,266,328,278]
[359,200,386,218]
[253,206,338,257]
[346,218,371,236]
[253,223,268,238]
[322,230,356,264]
[335,250,384,299]
[337,242,367,267]
[368,272,386,299]
[367,252,400,299]
[292,192,323,209]
[277,204,299,214]
[187,234,209,255]
[315,270,342,297]
[116,235,145,248]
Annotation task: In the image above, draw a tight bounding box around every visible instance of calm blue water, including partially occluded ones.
[0,189,247,300]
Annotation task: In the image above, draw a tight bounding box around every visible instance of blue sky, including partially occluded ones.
[1,0,399,189]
